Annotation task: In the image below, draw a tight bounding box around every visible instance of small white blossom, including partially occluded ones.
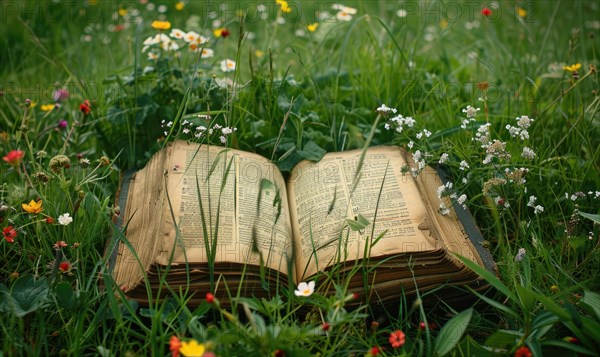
[459,160,469,171]
[522,147,536,160]
[457,194,467,205]
[534,205,544,215]
[515,247,526,262]
[294,281,315,297]
[407,141,414,149]
[376,104,397,115]
[439,203,450,216]
[462,105,480,118]
[58,213,73,226]
[439,153,449,164]
[220,59,236,72]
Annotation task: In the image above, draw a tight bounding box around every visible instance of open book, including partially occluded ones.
[110,140,495,306]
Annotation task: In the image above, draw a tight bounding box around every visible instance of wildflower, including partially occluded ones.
[170,29,186,39]
[462,105,480,118]
[59,261,72,273]
[58,213,73,226]
[46,217,54,224]
[521,147,536,160]
[550,285,559,293]
[376,104,397,116]
[3,150,25,166]
[517,7,527,18]
[459,160,469,171]
[515,248,526,262]
[307,23,318,32]
[368,346,381,356]
[3,226,17,243]
[49,154,71,172]
[213,28,231,38]
[170,336,182,357]
[52,88,69,102]
[179,339,205,357]
[439,153,449,164]
[514,346,532,357]
[322,322,330,331]
[389,330,406,348]
[333,4,357,21]
[79,100,91,115]
[276,0,292,13]
[562,63,581,72]
[273,350,286,357]
[41,104,55,112]
[294,281,315,296]
[481,7,492,17]
[397,9,408,18]
[205,292,215,303]
[220,59,236,72]
[22,200,43,214]
[53,241,68,250]
[56,119,68,130]
[151,20,171,31]
[175,1,184,11]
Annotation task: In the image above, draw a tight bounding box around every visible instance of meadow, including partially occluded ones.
[1,0,599,356]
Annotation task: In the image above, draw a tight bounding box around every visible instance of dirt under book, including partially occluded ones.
[109,140,495,306]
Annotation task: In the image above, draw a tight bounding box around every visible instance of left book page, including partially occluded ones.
[113,140,294,292]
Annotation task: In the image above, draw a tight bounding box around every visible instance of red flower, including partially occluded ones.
[221,29,231,38]
[514,346,532,357]
[322,322,330,331]
[481,7,492,17]
[53,240,68,250]
[3,150,24,166]
[206,292,215,303]
[46,217,54,224]
[418,321,426,330]
[3,226,17,243]
[389,330,406,349]
[369,346,381,356]
[59,261,71,273]
[79,100,91,115]
[169,335,181,357]
[273,349,285,357]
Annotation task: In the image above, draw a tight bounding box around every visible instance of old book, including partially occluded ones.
[109,140,495,306]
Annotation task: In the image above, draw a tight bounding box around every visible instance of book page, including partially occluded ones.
[287,146,437,280]
[154,140,293,274]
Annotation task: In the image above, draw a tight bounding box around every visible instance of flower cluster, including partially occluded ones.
[506,115,534,140]
[384,114,416,133]
[527,196,544,215]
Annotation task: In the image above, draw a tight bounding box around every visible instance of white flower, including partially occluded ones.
[376,104,397,115]
[462,105,480,118]
[220,59,236,72]
[459,160,469,171]
[522,147,536,160]
[534,205,544,215]
[439,153,449,164]
[169,28,185,39]
[184,31,201,43]
[397,9,408,18]
[294,281,315,296]
[58,213,73,226]
[515,247,526,262]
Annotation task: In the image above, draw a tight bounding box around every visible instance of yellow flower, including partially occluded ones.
[22,200,43,214]
[118,8,127,17]
[151,20,171,31]
[255,50,264,58]
[517,7,527,18]
[276,0,292,13]
[40,104,55,112]
[179,339,205,357]
[307,23,318,32]
[562,63,581,72]
[175,2,184,11]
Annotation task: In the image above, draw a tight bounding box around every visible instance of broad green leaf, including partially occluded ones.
[54,282,75,311]
[578,211,600,224]
[516,285,537,312]
[456,254,513,300]
[458,335,505,356]
[485,329,522,348]
[296,141,327,162]
[346,213,370,231]
[580,290,600,320]
[10,275,50,317]
[434,308,473,356]
[531,291,571,321]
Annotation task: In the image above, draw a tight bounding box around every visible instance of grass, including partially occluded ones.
[1,0,600,356]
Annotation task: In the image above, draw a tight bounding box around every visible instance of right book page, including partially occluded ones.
[287,146,445,281]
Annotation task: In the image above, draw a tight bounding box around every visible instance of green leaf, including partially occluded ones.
[456,254,514,300]
[10,275,50,317]
[541,340,597,356]
[485,330,522,348]
[434,308,473,356]
[346,213,370,231]
[296,141,326,162]
[516,285,537,312]
[580,290,600,320]
[54,282,75,311]
[578,211,600,224]
[458,335,505,357]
